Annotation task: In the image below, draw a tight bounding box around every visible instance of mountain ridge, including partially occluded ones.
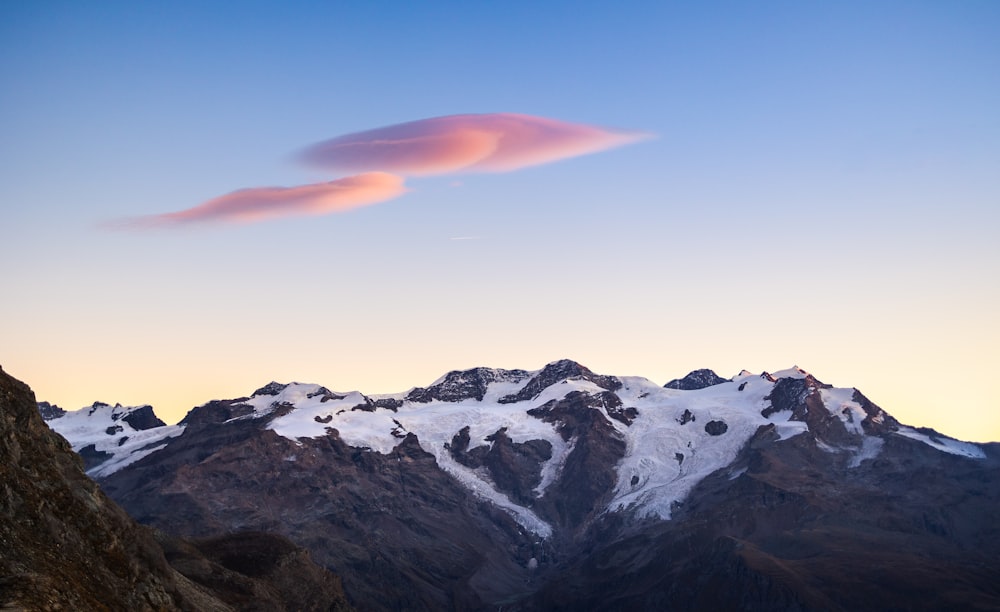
[38,359,1000,610]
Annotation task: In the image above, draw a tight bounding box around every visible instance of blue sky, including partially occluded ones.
[2,1,998,441]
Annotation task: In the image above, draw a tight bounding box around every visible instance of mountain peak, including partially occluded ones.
[664,369,730,390]
[407,367,530,403]
[252,381,289,397]
[37,401,66,420]
[498,359,621,404]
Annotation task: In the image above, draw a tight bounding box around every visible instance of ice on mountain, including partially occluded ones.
[771,366,809,380]
[895,427,986,459]
[44,402,184,478]
[848,436,885,468]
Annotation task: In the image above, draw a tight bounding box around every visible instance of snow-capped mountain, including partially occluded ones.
[43,400,184,478]
[41,360,1000,611]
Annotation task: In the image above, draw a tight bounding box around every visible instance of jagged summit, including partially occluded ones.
[664,368,730,390]
[407,367,530,403]
[252,381,289,397]
[47,361,988,503]
[498,359,621,404]
[36,400,65,420]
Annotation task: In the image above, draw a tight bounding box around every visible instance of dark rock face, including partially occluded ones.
[36,400,65,420]
[664,369,730,390]
[180,397,254,425]
[449,426,553,507]
[529,391,628,533]
[121,405,168,430]
[598,393,638,426]
[704,420,728,436]
[761,376,813,418]
[407,367,530,403]
[76,443,114,471]
[351,396,403,412]
[252,381,288,396]
[499,360,621,404]
[306,386,346,402]
[853,388,901,435]
[677,408,696,425]
[161,531,351,611]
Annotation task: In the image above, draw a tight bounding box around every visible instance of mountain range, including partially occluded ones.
[15,359,1000,610]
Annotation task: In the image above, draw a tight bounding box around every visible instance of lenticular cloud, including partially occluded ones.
[126,172,406,227]
[121,113,646,228]
[299,113,646,176]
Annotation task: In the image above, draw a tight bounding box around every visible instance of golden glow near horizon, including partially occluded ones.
[8,300,999,444]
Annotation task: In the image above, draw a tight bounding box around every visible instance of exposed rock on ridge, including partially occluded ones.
[408,367,530,403]
[499,359,621,403]
[664,368,730,390]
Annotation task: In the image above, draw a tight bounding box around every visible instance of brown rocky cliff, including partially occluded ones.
[0,365,203,610]
[0,365,352,611]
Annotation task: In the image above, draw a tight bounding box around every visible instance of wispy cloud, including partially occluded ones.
[118,113,647,228]
[299,113,649,176]
[117,172,406,228]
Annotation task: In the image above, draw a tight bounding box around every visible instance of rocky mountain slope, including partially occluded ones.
[0,365,351,611]
[41,360,1000,610]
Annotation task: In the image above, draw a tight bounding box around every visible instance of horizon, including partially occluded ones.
[3,2,998,443]
[16,359,997,445]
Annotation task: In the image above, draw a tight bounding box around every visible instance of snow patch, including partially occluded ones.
[848,436,884,468]
[820,387,867,436]
[771,366,809,380]
[895,427,985,459]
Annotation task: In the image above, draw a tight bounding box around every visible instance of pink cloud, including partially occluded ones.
[120,172,407,227]
[299,113,648,176]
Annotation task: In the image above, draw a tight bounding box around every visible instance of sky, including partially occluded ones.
[2,1,998,442]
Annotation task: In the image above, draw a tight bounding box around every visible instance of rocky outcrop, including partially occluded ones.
[704,420,728,435]
[529,391,628,533]
[664,369,730,390]
[499,359,621,404]
[449,426,553,506]
[160,531,351,611]
[36,400,65,420]
[252,381,289,396]
[180,398,255,425]
[121,404,167,430]
[407,367,530,403]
